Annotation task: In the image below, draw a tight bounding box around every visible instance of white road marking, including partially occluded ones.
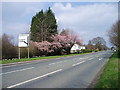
[49,63,55,65]
[56,61,63,64]
[1,60,44,68]
[99,58,102,60]
[0,67,34,75]
[1,62,33,68]
[0,65,17,68]
[64,61,67,62]
[88,58,94,61]
[7,69,62,88]
[49,61,63,65]
[72,61,85,67]
[79,58,83,59]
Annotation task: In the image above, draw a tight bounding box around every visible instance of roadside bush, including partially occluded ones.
[82,49,92,53]
[18,42,40,58]
[29,42,39,57]
[94,48,99,52]
[19,47,28,58]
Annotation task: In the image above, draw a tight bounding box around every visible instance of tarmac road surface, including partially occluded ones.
[1,50,113,88]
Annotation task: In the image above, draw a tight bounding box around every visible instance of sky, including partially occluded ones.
[1,1,118,47]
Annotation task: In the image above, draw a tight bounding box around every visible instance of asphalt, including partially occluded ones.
[1,50,113,88]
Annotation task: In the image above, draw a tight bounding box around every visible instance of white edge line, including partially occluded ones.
[0,65,17,68]
[0,67,34,75]
[7,69,62,88]
[1,63,32,68]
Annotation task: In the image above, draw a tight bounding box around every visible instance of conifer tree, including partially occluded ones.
[30,7,58,42]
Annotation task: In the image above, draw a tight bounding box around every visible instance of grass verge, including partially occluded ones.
[95,52,119,88]
[0,53,88,64]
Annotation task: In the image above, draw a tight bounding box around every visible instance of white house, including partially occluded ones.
[70,44,86,53]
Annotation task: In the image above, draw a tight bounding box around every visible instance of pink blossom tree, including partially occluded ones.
[31,41,51,56]
[30,30,83,56]
[31,41,62,56]
[50,33,82,54]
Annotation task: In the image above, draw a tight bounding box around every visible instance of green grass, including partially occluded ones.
[0,53,88,64]
[95,52,119,88]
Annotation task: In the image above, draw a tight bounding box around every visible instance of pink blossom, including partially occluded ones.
[30,33,83,55]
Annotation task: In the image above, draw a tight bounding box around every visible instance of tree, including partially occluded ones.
[45,7,58,38]
[86,43,95,50]
[2,33,17,59]
[60,29,69,36]
[108,21,120,48]
[32,41,52,56]
[30,7,58,42]
[31,32,82,56]
[30,10,44,42]
[60,29,83,45]
[88,37,107,51]
[89,37,106,45]
[50,33,82,54]
[108,20,120,57]
[0,37,2,59]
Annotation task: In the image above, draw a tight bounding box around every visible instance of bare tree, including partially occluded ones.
[0,36,2,60]
[88,37,108,51]
[2,33,17,59]
[108,20,120,49]
[89,37,106,46]
[108,20,120,57]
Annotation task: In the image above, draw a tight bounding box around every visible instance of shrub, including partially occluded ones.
[82,49,92,53]
[94,48,99,52]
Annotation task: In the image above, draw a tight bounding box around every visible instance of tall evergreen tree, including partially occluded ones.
[30,7,58,42]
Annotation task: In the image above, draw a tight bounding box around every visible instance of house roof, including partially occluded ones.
[71,44,85,50]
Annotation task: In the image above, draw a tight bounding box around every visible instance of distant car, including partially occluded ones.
[111,47,117,52]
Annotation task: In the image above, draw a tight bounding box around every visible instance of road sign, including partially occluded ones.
[18,34,30,59]
[18,34,29,47]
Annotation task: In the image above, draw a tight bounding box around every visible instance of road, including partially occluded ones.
[1,50,113,88]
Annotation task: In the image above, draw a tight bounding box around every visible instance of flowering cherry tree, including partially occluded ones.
[31,41,51,55]
[50,34,82,54]
[31,32,82,56]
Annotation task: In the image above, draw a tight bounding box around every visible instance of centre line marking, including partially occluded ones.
[64,61,67,62]
[56,61,62,64]
[49,61,63,65]
[49,63,55,65]
[88,58,93,61]
[99,58,102,61]
[72,61,85,67]
[7,69,62,88]
[0,67,34,75]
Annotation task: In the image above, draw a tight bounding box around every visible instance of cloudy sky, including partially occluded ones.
[1,1,118,47]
